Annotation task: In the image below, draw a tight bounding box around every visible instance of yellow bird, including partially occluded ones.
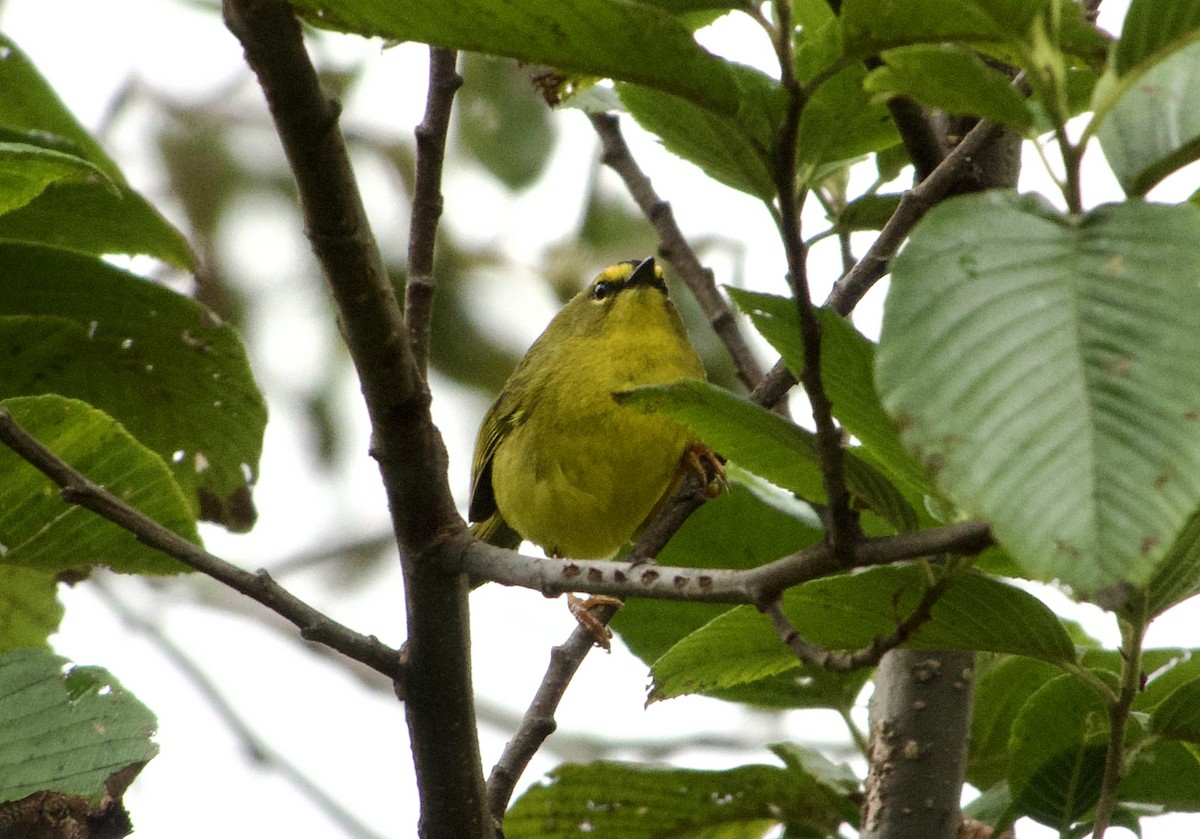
[469,258,706,560]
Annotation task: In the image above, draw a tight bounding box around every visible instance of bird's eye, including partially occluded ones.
[592,280,614,300]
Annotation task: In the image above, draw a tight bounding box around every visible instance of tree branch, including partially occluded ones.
[220,2,489,836]
[0,407,405,683]
[406,47,461,373]
[763,569,950,672]
[456,520,993,605]
[589,112,766,391]
[486,602,619,820]
[771,1,857,560]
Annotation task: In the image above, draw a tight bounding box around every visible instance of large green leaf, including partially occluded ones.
[795,62,900,180]
[1119,739,1200,812]
[728,289,933,499]
[877,194,1200,595]
[505,760,848,838]
[0,396,195,575]
[0,648,157,804]
[0,36,193,268]
[0,566,62,653]
[1096,39,1200,196]
[0,245,265,530]
[287,0,742,117]
[649,567,1075,702]
[1006,671,1113,829]
[619,380,918,531]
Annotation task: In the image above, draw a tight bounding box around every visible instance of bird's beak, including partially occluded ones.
[626,257,663,290]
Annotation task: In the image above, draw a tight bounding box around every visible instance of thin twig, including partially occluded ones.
[92,576,390,839]
[406,47,461,373]
[0,407,405,683]
[456,520,993,605]
[762,571,952,672]
[486,603,619,819]
[589,112,766,391]
[770,1,857,560]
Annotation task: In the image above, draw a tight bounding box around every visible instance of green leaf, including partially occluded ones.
[865,45,1033,129]
[1112,0,1200,77]
[0,37,193,268]
[289,0,742,117]
[0,396,196,575]
[0,566,62,653]
[1150,677,1200,742]
[618,380,918,531]
[796,63,900,179]
[649,568,1075,702]
[1083,647,1200,712]
[832,193,902,234]
[505,761,847,838]
[0,245,266,530]
[877,194,1200,595]
[614,68,782,200]
[728,289,933,499]
[1096,39,1200,196]
[1007,671,1113,828]
[613,485,868,711]
[0,37,123,182]
[0,648,157,804]
[1119,739,1200,811]
[840,0,1108,67]
[0,142,115,217]
[968,655,1064,789]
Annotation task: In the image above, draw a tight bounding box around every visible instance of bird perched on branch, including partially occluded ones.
[469,257,710,563]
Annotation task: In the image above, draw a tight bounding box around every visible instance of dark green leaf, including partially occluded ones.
[0,566,62,653]
[1096,39,1200,196]
[0,396,195,575]
[1150,677,1200,742]
[1119,739,1200,811]
[505,761,847,838]
[877,194,1200,595]
[0,648,157,804]
[289,0,742,117]
[796,63,899,179]
[0,37,193,268]
[618,64,784,201]
[832,193,902,234]
[0,245,265,530]
[613,486,869,710]
[618,380,918,531]
[0,142,115,217]
[840,0,1108,67]
[1007,671,1113,828]
[650,568,1075,702]
[968,655,1063,789]
[1112,0,1200,77]
[865,45,1033,129]
[0,36,123,182]
[728,289,933,499]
